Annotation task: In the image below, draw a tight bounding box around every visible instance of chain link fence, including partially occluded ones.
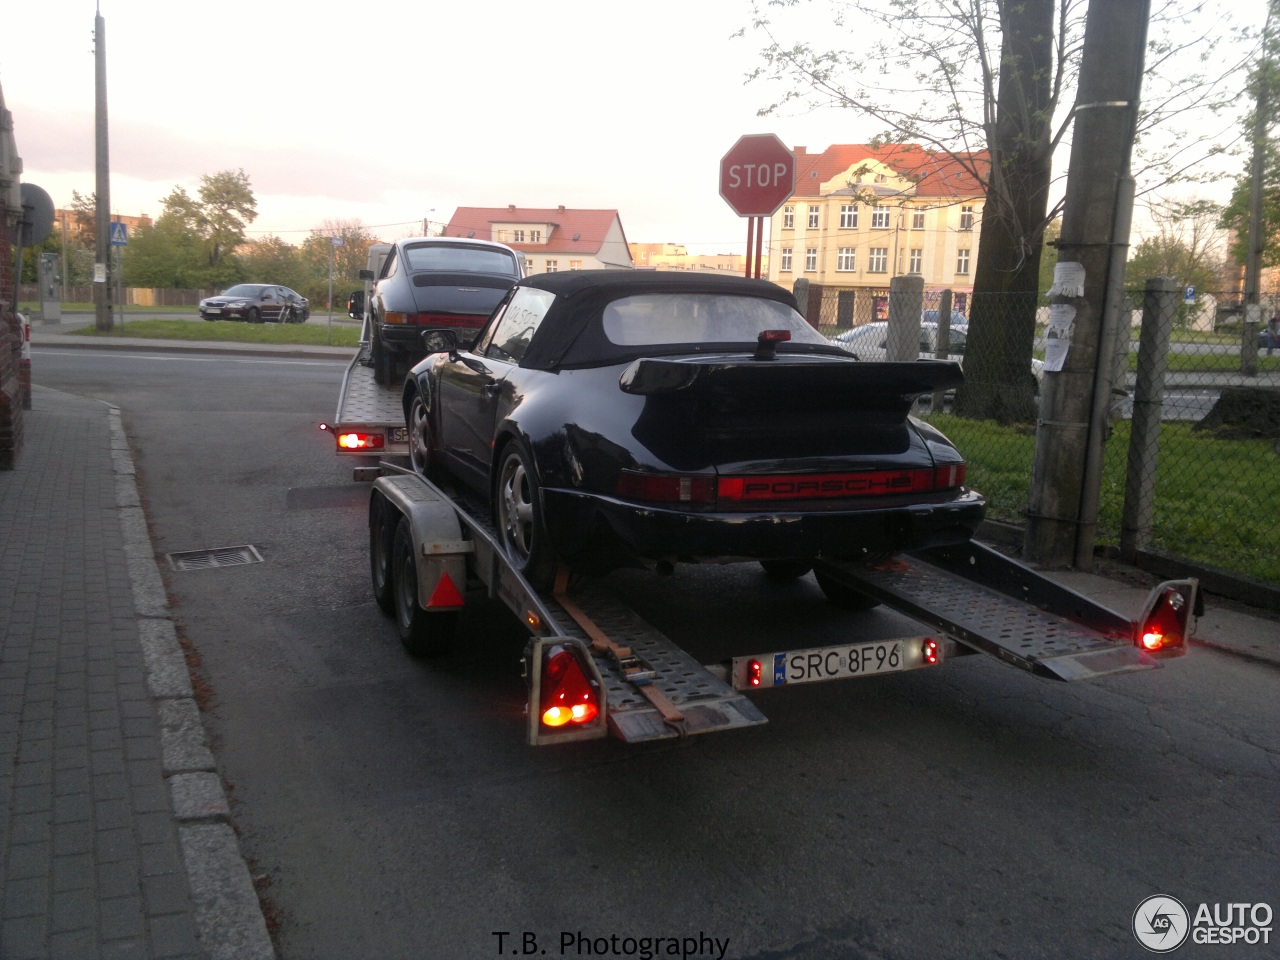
[801,279,1280,586]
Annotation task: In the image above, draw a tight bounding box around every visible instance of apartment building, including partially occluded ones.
[444,205,633,274]
[767,144,988,318]
[629,243,756,274]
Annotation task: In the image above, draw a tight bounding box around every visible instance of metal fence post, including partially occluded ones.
[1120,276,1177,562]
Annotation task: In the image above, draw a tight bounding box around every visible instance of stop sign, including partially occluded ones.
[719,134,796,217]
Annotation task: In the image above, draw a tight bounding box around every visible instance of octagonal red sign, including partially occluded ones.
[719,134,796,217]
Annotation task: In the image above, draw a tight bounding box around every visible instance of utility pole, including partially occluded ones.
[93,4,112,332]
[1024,0,1149,569]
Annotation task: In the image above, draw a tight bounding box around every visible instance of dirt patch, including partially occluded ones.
[1192,386,1280,441]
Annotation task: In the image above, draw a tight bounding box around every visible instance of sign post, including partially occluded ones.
[110,221,128,332]
[719,134,795,279]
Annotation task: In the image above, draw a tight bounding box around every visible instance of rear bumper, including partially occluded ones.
[542,488,986,563]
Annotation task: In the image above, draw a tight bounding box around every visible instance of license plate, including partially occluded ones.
[732,637,937,690]
[388,427,407,443]
[206,308,222,315]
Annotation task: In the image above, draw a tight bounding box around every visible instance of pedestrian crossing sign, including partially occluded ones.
[110,221,128,246]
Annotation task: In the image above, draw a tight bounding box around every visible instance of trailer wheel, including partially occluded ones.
[391,517,457,656]
[369,496,396,614]
[494,442,556,591]
[760,560,813,582]
[814,569,881,610]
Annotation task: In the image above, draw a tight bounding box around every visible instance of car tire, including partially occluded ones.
[371,330,391,385]
[369,496,396,614]
[814,569,881,610]
[247,307,262,324]
[407,391,437,480]
[760,560,813,582]
[494,442,557,591]
[391,516,457,657]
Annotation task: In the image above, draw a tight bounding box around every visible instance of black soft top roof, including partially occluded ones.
[518,270,809,370]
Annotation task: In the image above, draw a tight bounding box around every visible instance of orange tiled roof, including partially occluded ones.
[445,206,627,256]
[790,144,988,198]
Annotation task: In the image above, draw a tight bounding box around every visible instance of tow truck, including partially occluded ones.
[320,313,409,458]
[358,461,1200,747]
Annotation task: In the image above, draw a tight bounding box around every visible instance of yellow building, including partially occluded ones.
[767,144,987,319]
[629,243,758,275]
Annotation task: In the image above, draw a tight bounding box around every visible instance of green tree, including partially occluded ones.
[198,168,257,275]
[237,236,308,291]
[745,0,1246,421]
[1219,142,1279,270]
[1128,198,1226,296]
[299,220,378,307]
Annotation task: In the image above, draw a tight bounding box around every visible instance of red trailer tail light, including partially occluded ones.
[747,659,763,687]
[539,645,601,728]
[337,432,385,450]
[1136,581,1198,654]
[922,638,941,665]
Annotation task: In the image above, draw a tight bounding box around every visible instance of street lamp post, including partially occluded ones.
[328,235,344,344]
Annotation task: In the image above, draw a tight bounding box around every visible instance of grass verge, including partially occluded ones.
[928,414,1279,583]
[75,319,362,348]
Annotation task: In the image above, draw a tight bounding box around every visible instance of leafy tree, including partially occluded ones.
[1128,198,1226,296]
[68,190,97,246]
[299,220,378,307]
[237,236,308,292]
[198,169,257,274]
[745,0,1247,421]
[1219,142,1279,270]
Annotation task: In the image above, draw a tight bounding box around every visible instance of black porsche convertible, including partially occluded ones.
[401,270,984,594]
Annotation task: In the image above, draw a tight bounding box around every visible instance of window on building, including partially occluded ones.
[871,206,890,229]
[780,248,793,272]
[497,229,509,241]
[805,248,817,272]
[808,207,820,229]
[911,209,925,230]
[513,230,525,242]
[569,260,582,270]
[782,205,795,229]
[545,260,558,272]
[530,230,542,243]
[956,249,970,274]
[959,205,974,231]
[868,247,888,273]
[837,248,856,271]
[839,204,858,229]
[908,248,922,274]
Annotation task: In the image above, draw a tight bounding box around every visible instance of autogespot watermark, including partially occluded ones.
[1133,896,1273,952]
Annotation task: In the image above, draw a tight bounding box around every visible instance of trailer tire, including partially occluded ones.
[392,517,457,657]
[760,560,813,582]
[369,496,396,614]
[814,569,881,610]
[494,441,557,591]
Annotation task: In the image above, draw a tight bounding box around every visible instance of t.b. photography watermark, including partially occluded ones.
[492,931,730,959]
[1133,896,1273,952]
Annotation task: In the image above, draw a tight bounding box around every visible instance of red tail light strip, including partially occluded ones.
[618,464,966,505]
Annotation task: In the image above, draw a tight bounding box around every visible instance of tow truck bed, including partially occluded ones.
[326,325,408,457]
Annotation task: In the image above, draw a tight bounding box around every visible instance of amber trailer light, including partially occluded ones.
[526,639,607,745]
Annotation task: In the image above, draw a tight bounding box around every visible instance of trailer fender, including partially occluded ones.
[372,475,474,611]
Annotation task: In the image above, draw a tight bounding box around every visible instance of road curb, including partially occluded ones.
[105,405,277,959]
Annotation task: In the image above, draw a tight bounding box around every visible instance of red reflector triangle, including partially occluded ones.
[426,573,465,608]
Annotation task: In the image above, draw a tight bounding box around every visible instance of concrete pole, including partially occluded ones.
[886,274,923,361]
[1024,0,1149,569]
[93,7,113,333]
[1120,276,1177,562]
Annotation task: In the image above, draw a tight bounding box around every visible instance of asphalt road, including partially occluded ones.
[32,347,1280,960]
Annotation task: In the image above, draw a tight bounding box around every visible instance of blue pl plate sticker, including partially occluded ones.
[774,654,787,686]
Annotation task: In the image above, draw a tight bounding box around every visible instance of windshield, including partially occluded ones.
[602,294,829,347]
[221,284,267,297]
[404,244,519,276]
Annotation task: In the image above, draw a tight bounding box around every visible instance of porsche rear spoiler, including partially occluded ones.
[618,356,964,400]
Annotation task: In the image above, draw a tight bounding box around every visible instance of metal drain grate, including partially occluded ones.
[167,545,264,572]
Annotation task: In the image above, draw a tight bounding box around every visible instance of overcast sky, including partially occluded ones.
[1,1,1259,253]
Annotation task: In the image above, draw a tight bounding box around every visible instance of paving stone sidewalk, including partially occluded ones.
[1,388,273,960]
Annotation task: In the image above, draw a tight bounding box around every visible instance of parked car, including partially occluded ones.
[402,270,984,595]
[199,284,309,323]
[833,320,1045,386]
[1260,325,1280,351]
[367,237,523,384]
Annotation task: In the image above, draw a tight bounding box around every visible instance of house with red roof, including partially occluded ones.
[443,206,633,275]
[767,144,989,320]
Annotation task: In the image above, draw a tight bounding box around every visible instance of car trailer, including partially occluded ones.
[361,464,1199,747]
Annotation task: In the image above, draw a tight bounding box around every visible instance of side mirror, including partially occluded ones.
[421,328,461,355]
[358,269,375,281]
[347,290,364,320]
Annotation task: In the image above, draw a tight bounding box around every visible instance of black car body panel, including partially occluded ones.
[405,270,985,571]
